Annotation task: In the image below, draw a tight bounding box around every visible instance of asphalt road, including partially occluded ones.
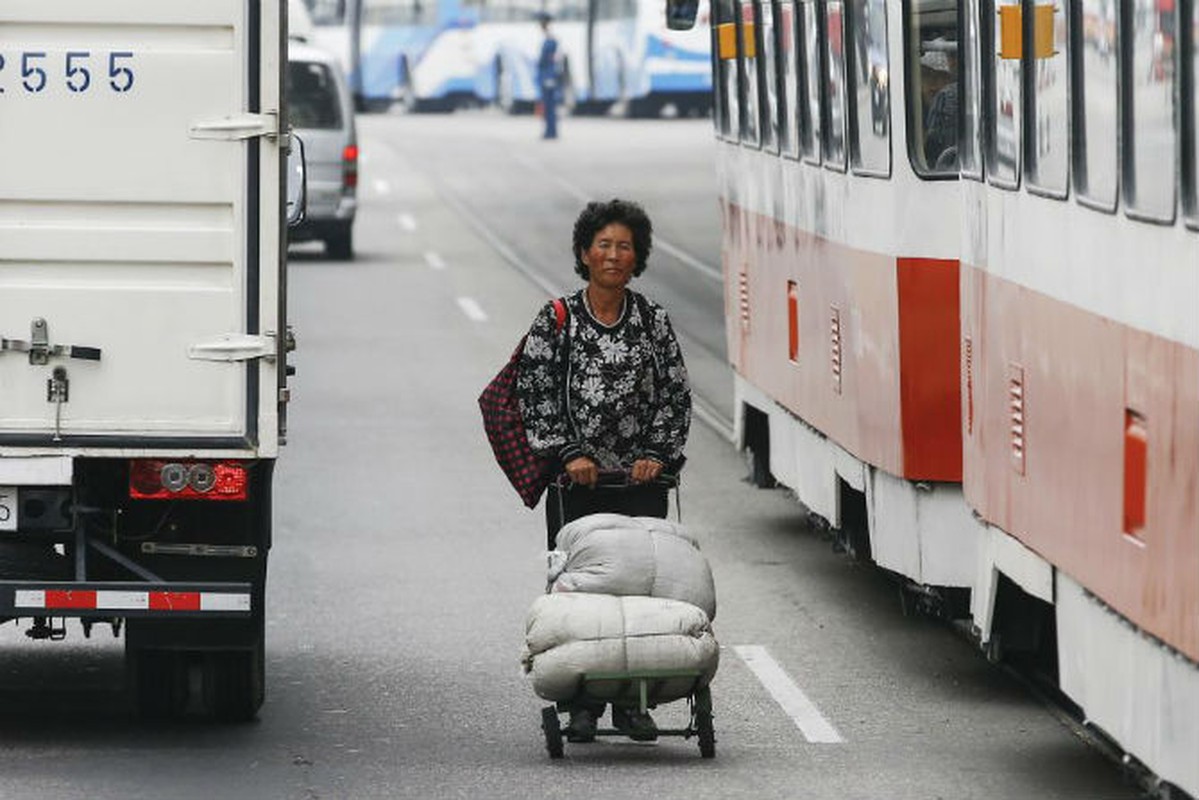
[0,111,1143,800]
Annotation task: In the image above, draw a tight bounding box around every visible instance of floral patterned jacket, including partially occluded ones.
[516,288,691,473]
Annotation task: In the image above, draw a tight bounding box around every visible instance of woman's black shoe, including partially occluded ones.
[566,708,597,743]
[611,706,658,741]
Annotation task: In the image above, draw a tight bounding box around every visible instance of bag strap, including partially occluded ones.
[551,297,567,332]
[551,296,581,450]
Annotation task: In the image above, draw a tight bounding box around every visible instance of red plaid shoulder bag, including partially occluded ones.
[479,298,567,508]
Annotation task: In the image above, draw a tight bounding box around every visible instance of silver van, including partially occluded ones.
[287,40,357,259]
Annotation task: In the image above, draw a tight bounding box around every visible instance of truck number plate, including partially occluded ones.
[0,486,15,532]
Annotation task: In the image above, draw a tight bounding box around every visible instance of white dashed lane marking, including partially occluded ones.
[456,296,488,322]
[424,251,446,270]
[735,645,844,743]
[397,213,417,232]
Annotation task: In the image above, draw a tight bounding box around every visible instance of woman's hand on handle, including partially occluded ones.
[630,458,664,484]
[565,456,599,488]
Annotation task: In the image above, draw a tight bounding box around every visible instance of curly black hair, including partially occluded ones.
[571,199,653,280]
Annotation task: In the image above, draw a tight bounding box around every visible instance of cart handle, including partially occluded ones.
[554,470,679,490]
[554,470,682,522]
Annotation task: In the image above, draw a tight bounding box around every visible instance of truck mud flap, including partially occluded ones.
[0,581,252,619]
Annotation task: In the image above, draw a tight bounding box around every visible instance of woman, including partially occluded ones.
[515,198,692,742]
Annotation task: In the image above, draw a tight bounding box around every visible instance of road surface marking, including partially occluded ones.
[373,178,391,196]
[437,185,561,298]
[424,251,446,270]
[397,213,417,232]
[734,645,844,743]
[456,296,488,322]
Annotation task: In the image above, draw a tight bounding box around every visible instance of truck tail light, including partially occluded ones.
[129,460,248,501]
[342,144,358,191]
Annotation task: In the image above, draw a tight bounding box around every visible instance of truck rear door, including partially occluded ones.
[0,0,282,451]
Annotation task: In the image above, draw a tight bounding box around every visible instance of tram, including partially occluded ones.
[702,0,1198,795]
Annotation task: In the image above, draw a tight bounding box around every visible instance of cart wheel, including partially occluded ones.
[694,687,715,758]
[541,705,564,759]
[697,709,715,758]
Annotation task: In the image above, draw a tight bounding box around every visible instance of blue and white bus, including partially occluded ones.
[348,0,480,111]
[469,0,712,116]
[588,0,712,116]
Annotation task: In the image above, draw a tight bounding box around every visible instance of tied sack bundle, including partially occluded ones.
[521,593,720,703]
[547,513,717,621]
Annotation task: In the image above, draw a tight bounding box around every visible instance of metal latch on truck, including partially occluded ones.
[1,318,101,365]
[2,319,102,440]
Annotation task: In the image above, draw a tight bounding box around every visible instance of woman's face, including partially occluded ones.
[581,222,636,291]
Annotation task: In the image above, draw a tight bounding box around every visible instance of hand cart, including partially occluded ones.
[536,472,717,758]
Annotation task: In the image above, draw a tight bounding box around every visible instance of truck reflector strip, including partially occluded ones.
[14,589,250,613]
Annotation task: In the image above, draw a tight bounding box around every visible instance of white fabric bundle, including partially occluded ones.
[548,514,717,620]
[522,593,719,703]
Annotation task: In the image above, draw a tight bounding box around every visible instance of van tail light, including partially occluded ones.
[342,144,359,191]
[129,460,249,501]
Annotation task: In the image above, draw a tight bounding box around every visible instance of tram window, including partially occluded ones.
[780,2,802,157]
[960,0,983,178]
[985,1,1021,187]
[801,0,823,161]
[741,0,762,146]
[1027,0,1069,196]
[825,0,849,168]
[849,0,891,176]
[1125,0,1177,221]
[906,0,961,177]
[1185,0,1199,225]
[715,0,739,140]
[1072,0,1119,208]
[759,0,782,152]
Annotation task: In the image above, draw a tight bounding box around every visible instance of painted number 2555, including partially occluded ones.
[0,51,135,94]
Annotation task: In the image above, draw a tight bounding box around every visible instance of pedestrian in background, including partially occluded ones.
[536,13,560,139]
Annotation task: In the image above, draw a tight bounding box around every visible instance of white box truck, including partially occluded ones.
[0,0,295,720]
